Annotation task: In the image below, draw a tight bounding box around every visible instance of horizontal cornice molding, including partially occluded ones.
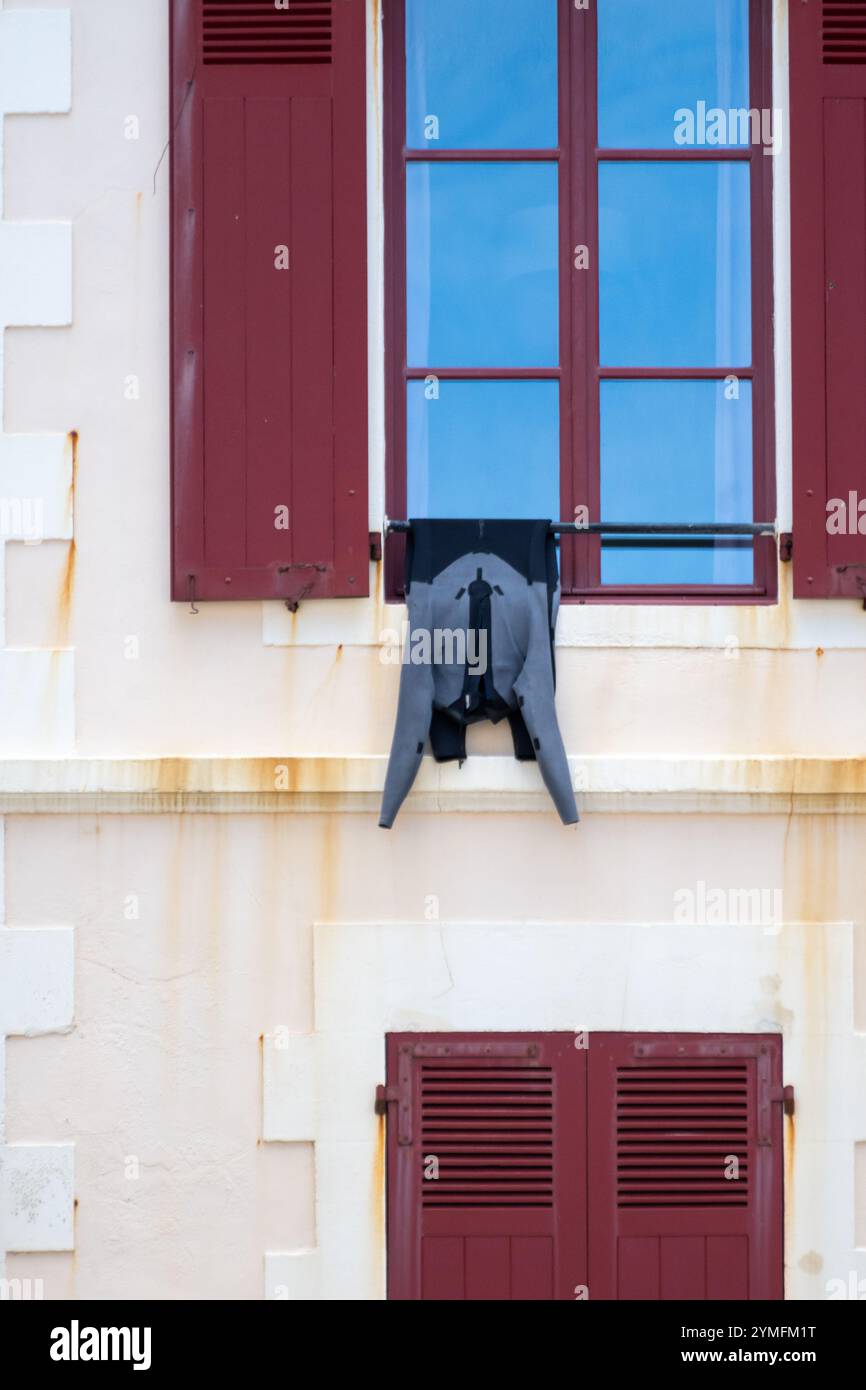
[0,756,865,814]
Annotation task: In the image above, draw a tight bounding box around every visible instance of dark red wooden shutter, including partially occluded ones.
[587,1034,783,1300]
[385,1034,586,1300]
[170,0,368,602]
[791,0,866,597]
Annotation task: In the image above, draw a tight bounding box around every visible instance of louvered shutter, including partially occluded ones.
[385,1034,586,1300]
[170,0,368,602]
[790,0,866,597]
[587,1034,783,1300]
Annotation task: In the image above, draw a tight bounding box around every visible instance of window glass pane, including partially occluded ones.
[408,380,559,518]
[600,379,753,585]
[407,162,559,368]
[598,0,750,149]
[406,0,558,150]
[599,162,751,367]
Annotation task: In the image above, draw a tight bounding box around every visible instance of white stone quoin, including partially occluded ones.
[0,4,73,753]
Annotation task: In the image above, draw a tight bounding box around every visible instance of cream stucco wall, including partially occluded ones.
[1,809,865,1299]
[0,0,864,1301]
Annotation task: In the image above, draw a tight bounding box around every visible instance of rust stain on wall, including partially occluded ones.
[783,815,841,927]
[854,922,866,1032]
[155,758,193,798]
[776,566,793,649]
[205,815,228,972]
[129,756,362,804]
[66,429,78,519]
[69,1198,79,1295]
[783,1112,795,1267]
[55,431,79,642]
[371,1112,386,1286]
[318,814,339,923]
[57,540,77,643]
[162,814,188,1029]
[257,1032,265,1146]
[798,1249,823,1275]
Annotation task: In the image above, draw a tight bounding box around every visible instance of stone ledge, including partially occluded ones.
[1,756,866,814]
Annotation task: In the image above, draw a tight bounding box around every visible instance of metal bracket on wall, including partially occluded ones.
[834,565,866,610]
[277,562,328,612]
[779,533,793,562]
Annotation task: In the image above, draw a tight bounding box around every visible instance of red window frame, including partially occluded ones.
[384,0,776,604]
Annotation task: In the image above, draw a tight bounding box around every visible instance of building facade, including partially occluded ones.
[0,0,864,1300]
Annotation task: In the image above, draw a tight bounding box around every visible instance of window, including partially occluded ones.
[385,0,776,602]
[384,1032,785,1300]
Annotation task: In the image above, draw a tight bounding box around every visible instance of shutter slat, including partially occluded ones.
[420,1062,555,1210]
[202,0,332,65]
[614,1061,751,1209]
[822,0,866,63]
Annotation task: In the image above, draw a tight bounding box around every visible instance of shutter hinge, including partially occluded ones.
[374,1084,398,1115]
[376,1045,414,1144]
[779,533,793,563]
[759,1083,794,1145]
[369,530,382,563]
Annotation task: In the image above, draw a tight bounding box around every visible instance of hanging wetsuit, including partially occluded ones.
[379,519,579,828]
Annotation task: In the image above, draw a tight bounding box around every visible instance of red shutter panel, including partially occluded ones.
[791,0,866,597]
[587,1034,784,1300]
[385,1034,586,1300]
[170,0,368,602]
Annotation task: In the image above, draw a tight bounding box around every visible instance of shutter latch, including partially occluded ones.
[771,1084,795,1116]
[834,565,866,610]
